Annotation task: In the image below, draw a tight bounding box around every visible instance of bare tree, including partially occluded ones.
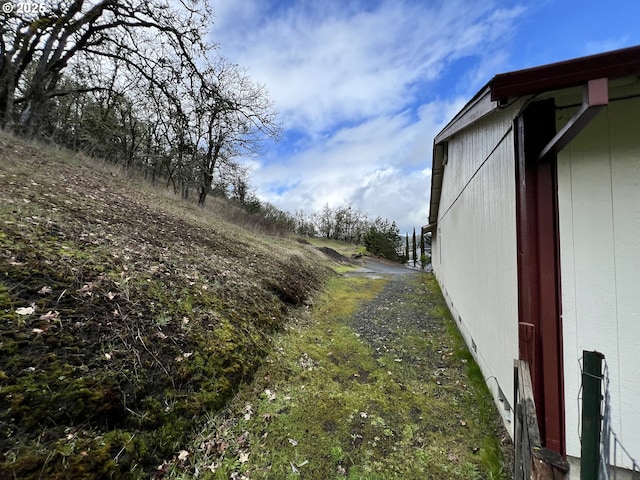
[314,204,335,239]
[191,58,281,205]
[1,0,283,213]
[0,0,211,134]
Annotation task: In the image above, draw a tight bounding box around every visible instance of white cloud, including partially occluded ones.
[211,0,524,133]
[251,97,466,232]
[208,0,525,233]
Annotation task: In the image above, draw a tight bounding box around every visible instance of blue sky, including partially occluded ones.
[209,0,640,235]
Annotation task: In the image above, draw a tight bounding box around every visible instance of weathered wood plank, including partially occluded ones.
[514,360,569,480]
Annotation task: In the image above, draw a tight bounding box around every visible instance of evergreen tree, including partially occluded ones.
[412,227,417,267]
[405,233,409,264]
[364,217,401,261]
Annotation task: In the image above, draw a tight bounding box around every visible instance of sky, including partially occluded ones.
[208,0,640,235]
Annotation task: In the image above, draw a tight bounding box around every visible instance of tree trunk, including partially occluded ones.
[198,167,213,205]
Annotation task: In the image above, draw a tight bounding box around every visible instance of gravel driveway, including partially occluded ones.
[344,263,515,478]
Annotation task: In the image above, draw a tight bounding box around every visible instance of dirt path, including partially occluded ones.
[349,271,448,375]
[347,264,514,478]
[180,266,514,479]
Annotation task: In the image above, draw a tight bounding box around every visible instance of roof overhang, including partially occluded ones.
[434,85,495,145]
[427,142,446,226]
[426,44,640,234]
[490,44,640,103]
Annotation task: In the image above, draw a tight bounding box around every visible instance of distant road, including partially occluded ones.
[350,257,425,275]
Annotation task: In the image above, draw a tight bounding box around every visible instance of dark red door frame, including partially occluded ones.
[514,99,566,456]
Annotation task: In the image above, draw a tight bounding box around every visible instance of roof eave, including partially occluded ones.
[427,44,640,236]
[434,84,495,145]
[490,44,640,102]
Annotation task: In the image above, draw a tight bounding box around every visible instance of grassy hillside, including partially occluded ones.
[0,132,331,479]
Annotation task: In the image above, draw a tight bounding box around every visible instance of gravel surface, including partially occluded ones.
[349,275,446,376]
[346,266,516,478]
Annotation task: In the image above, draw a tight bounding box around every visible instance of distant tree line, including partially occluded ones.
[286,204,402,261]
[0,0,280,206]
[0,1,405,257]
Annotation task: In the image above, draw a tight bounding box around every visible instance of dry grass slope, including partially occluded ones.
[0,132,331,479]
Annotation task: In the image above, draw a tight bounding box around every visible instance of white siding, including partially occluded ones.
[432,102,521,433]
[558,94,640,465]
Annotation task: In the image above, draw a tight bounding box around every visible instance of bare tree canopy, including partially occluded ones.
[0,0,281,204]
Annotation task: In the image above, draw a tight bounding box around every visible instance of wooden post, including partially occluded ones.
[532,447,570,479]
[580,351,604,480]
[515,360,569,480]
[515,361,522,479]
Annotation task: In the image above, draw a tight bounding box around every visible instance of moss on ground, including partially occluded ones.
[0,133,330,479]
[0,133,509,479]
[173,273,510,480]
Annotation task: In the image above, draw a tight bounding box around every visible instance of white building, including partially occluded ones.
[426,45,640,474]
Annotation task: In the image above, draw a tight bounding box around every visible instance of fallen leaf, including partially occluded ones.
[459,419,467,427]
[38,286,52,295]
[39,310,59,322]
[243,404,253,421]
[264,389,276,401]
[106,292,116,300]
[288,438,298,446]
[16,306,35,315]
[32,328,44,334]
[238,451,250,463]
[177,450,189,462]
[155,462,170,479]
[237,432,249,447]
[216,441,228,454]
